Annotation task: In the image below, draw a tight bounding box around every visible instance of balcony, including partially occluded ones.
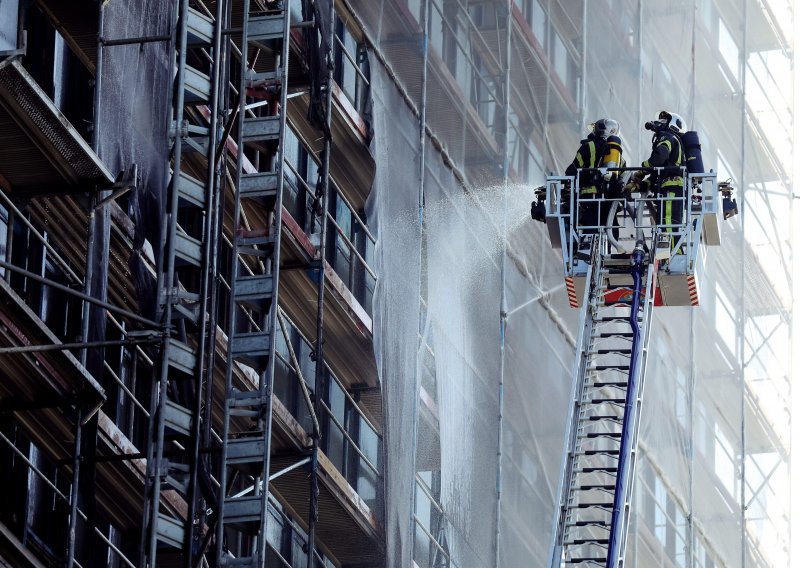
[0,277,104,419]
[0,58,113,197]
[287,86,375,209]
[210,315,385,565]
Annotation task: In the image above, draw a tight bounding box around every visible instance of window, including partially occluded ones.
[274,316,383,514]
[718,18,740,81]
[471,56,498,131]
[714,423,736,497]
[552,32,568,85]
[530,0,546,45]
[326,190,376,315]
[639,460,690,566]
[334,18,370,117]
[282,128,314,232]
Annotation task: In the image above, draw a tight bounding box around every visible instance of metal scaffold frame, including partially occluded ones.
[140,0,224,565]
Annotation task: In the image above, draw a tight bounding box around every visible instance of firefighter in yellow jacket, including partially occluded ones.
[565,118,625,236]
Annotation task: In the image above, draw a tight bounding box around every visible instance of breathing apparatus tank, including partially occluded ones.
[601,134,623,180]
[681,130,704,174]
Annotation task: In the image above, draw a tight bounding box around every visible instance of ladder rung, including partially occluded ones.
[595,332,633,338]
[167,338,197,376]
[584,432,623,439]
[567,521,611,528]
[234,232,275,250]
[164,401,193,437]
[587,415,622,421]
[187,7,214,45]
[248,70,279,84]
[225,436,267,473]
[578,450,620,457]
[233,273,274,308]
[247,13,286,43]
[591,365,630,371]
[569,502,613,509]
[591,381,628,388]
[567,538,610,546]
[579,484,615,490]
[579,467,617,473]
[228,389,268,406]
[565,558,606,565]
[240,171,278,200]
[230,330,271,370]
[589,398,626,404]
[223,494,264,527]
[242,115,281,142]
[156,512,185,549]
[175,232,203,266]
[592,349,631,355]
[185,64,212,103]
[176,171,206,208]
[219,557,259,567]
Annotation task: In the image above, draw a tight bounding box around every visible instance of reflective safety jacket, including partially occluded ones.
[643,130,685,190]
[565,137,626,195]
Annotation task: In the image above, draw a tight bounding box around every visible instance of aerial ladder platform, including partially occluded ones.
[532,166,737,567]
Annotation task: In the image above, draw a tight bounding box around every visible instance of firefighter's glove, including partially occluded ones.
[625,170,647,195]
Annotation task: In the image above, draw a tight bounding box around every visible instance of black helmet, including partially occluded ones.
[589,118,620,140]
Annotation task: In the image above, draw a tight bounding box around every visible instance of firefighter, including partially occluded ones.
[565,118,625,238]
[627,110,687,248]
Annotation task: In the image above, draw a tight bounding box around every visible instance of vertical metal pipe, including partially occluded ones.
[738,2,748,565]
[3,209,12,283]
[417,0,429,226]
[580,0,587,128]
[80,200,96,368]
[91,2,105,152]
[307,0,336,562]
[637,0,644,160]
[66,408,83,568]
[688,308,696,564]
[688,3,697,559]
[408,0,429,557]
[606,244,644,568]
[147,0,191,564]
[493,2,512,566]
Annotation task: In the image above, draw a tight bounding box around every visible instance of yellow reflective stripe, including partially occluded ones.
[580,187,598,195]
[576,151,584,167]
[589,142,596,167]
[643,160,651,167]
[657,139,672,152]
[665,191,674,232]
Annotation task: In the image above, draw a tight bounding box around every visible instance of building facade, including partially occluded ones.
[0,0,792,567]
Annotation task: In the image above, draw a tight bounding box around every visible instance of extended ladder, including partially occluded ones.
[549,235,657,568]
[143,1,223,566]
[214,1,292,564]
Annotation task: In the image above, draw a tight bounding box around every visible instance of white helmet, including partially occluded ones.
[588,118,620,140]
[657,110,686,134]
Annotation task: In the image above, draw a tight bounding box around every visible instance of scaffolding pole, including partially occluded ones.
[494,1,513,565]
[307,0,335,562]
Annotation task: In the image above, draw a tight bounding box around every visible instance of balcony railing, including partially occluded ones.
[274,315,383,516]
[282,153,377,316]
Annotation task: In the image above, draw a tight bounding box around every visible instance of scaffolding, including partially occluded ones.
[0,0,792,567]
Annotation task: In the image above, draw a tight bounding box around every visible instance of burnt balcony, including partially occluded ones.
[0,58,113,197]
